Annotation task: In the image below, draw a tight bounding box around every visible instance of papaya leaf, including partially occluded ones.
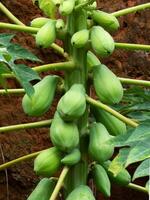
[11,63,41,97]
[0,33,15,46]
[132,158,150,181]
[38,0,56,18]
[7,44,41,62]
[0,62,11,74]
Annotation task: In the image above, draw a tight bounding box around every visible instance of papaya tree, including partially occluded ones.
[0,1,150,199]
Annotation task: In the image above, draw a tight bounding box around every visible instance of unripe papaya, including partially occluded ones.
[102,160,131,186]
[88,122,114,163]
[34,147,62,177]
[90,26,115,57]
[91,10,120,32]
[92,107,126,136]
[57,84,86,121]
[27,178,56,200]
[22,75,58,117]
[92,164,111,197]
[36,20,56,48]
[56,19,65,30]
[61,148,81,166]
[71,29,89,48]
[145,180,149,192]
[59,0,75,16]
[66,185,95,200]
[87,51,101,70]
[93,64,123,104]
[30,17,50,28]
[50,112,79,152]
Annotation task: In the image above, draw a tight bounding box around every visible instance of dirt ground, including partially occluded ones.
[0,0,149,199]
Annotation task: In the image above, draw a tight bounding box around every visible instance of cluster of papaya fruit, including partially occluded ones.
[22,0,132,199]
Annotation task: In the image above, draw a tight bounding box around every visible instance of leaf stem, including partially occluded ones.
[0,119,52,133]
[115,43,150,51]
[0,150,43,171]
[0,3,24,25]
[0,88,25,94]
[112,3,150,17]
[127,183,148,194]
[86,95,138,128]
[50,166,69,200]
[119,78,150,87]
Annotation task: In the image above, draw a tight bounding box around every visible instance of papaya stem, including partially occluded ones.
[86,95,138,128]
[119,78,150,87]
[112,3,150,17]
[0,3,25,25]
[0,119,52,133]
[0,150,43,171]
[2,61,75,78]
[49,166,69,200]
[127,183,148,194]
[115,43,150,51]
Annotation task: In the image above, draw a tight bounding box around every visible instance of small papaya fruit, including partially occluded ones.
[88,122,114,163]
[59,0,75,16]
[56,19,65,30]
[92,164,111,197]
[92,107,126,136]
[50,112,79,152]
[87,51,101,70]
[61,148,81,166]
[90,26,115,57]
[66,185,95,200]
[57,84,86,121]
[71,29,89,48]
[91,10,120,32]
[102,160,131,186]
[22,75,58,116]
[34,147,62,177]
[30,17,50,28]
[93,64,123,104]
[27,178,56,200]
[36,20,56,48]
[145,180,150,192]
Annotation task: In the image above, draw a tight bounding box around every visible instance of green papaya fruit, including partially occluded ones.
[57,84,86,121]
[88,122,114,163]
[102,160,131,186]
[30,17,50,28]
[59,0,75,16]
[61,148,81,166]
[56,19,65,30]
[50,112,79,152]
[66,185,95,200]
[36,20,56,48]
[34,147,62,177]
[91,10,120,32]
[87,51,101,70]
[71,29,89,48]
[27,178,56,200]
[93,64,123,104]
[90,26,115,57]
[92,164,111,197]
[145,180,150,192]
[22,75,58,116]
[92,107,126,136]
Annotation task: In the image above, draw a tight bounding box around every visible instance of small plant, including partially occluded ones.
[0,1,150,200]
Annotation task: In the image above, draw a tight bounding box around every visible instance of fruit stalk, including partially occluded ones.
[115,42,150,51]
[127,183,148,194]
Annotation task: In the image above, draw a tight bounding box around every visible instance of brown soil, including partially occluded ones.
[0,0,149,200]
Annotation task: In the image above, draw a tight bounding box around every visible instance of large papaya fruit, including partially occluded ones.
[66,185,95,200]
[102,160,131,186]
[34,147,62,177]
[91,10,120,32]
[87,51,101,70]
[88,122,114,163]
[22,75,58,116]
[92,107,126,136]
[30,17,50,28]
[27,178,56,200]
[71,29,89,48]
[90,26,115,57]
[36,20,56,48]
[92,164,111,197]
[59,0,75,16]
[50,112,79,152]
[93,64,123,104]
[57,84,86,121]
[61,148,81,166]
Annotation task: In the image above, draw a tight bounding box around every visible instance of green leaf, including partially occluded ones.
[132,158,150,181]
[7,44,41,62]
[0,33,15,46]
[0,62,11,74]
[38,0,56,18]
[11,63,41,97]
